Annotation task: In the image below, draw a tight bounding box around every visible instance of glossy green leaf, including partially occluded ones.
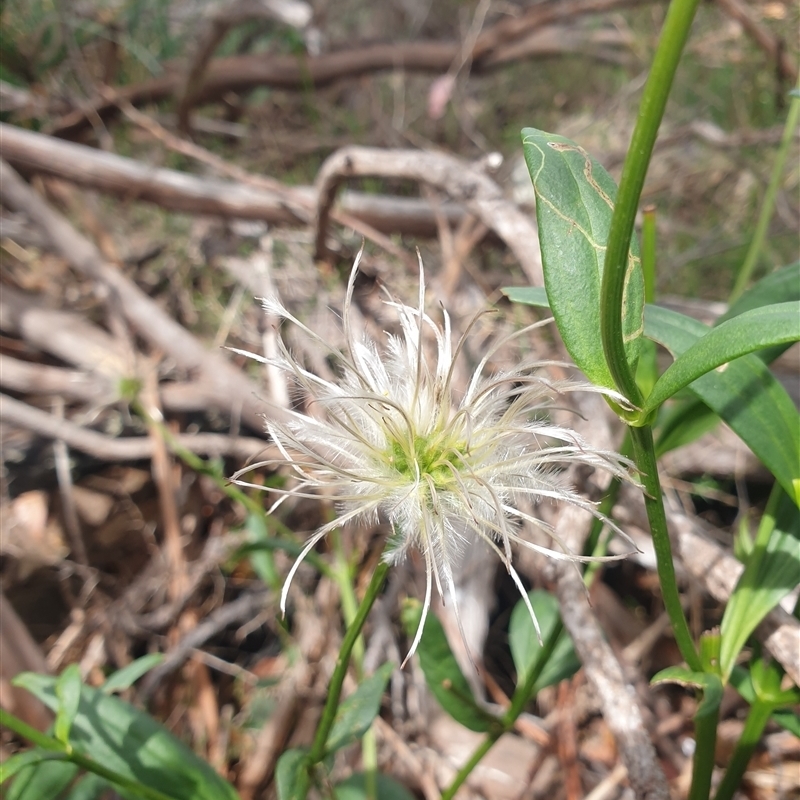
[333,773,415,800]
[55,664,82,746]
[502,286,549,308]
[644,305,800,503]
[509,590,580,691]
[642,302,800,416]
[326,662,394,755]
[521,127,644,388]
[5,757,77,800]
[13,673,240,800]
[275,748,309,800]
[651,667,723,720]
[400,601,499,733]
[719,490,800,682]
[102,654,164,695]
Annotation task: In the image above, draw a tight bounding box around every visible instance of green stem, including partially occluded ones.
[630,425,700,669]
[440,620,563,800]
[301,560,390,792]
[600,0,700,406]
[730,77,800,301]
[689,701,719,800]
[0,710,175,800]
[712,699,773,800]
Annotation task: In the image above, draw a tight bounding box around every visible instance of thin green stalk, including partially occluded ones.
[730,77,800,301]
[712,699,773,800]
[0,710,175,800]
[689,706,719,800]
[440,620,563,800]
[303,560,390,785]
[631,425,700,669]
[600,0,700,405]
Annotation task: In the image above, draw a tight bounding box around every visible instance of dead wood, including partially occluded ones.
[49,0,646,140]
[0,394,272,462]
[176,0,311,135]
[314,146,543,285]
[0,159,280,433]
[715,0,798,85]
[0,123,465,237]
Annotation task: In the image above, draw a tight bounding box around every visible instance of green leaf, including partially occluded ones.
[502,286,549,308]
[275,748,309,800]
[333,773,415,800]
[651,667,723,720]
[653,395,721,458]
[102,655,165,695]
[400,601,499,733]
[729,666,800,737]
[4,757,78,800]
[12,673,240,800]
[644,305,800,503]
[509,590,580,691]
[720,263,800,323]
[55,664,82,746]
[64,773,114,800]
[520,127,644,388]
[719,490,800,682]
[642,302,800,416]
[326,662,394,755]
[0,750,63,784]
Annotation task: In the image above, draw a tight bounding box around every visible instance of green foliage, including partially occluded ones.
[509,590,580,691]
[400,600,500,734]
[520,127,644,390]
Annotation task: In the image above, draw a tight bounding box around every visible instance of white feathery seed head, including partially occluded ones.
[231,249,638,665]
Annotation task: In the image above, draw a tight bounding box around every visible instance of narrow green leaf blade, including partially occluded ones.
[720,262,800,323]
[644,305,800,502]
[719,491,800,682]
[400,601,498,733]
[509,590,580,691]
[55,664,82,746]
[643,302,800,415]
[102,654,165,695]
[326,662,394,755]
[521,127,644,388]
[13,673,241,800]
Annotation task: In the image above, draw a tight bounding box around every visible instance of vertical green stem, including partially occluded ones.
[630,426,700,669]
[306,561,390,766]
[689,706,720,800]
[712,700,773,800]
[600,0,701,403]
[730,78,800,301]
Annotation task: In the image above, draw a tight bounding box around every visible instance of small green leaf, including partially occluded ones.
[729,666,800,737]
[4,757,78,800]
[333,773,415,800]
[275,748,309,800]
[521,127,644,388]
[644,305,800,503]
[102,654,165,695]
[502,285,549,308]
[400,601,499,733]
[719,489,800,682]
[64,772,114,800]
[13,672,241,800]
[509,590,580,691]
[55,664,82,746]
[326,662,394,755]
[653,395,720,458]
[651,667,723,720]
[0,750,63,785]
[642,302,800,416]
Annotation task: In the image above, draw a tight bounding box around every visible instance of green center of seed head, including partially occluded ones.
[388,433,464,489]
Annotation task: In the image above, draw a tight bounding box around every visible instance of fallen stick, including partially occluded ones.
[0,159,276,433]
[0,394,271,462]
[0,123,465,237]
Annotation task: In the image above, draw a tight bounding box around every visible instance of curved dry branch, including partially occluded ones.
[314,146,543,285]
